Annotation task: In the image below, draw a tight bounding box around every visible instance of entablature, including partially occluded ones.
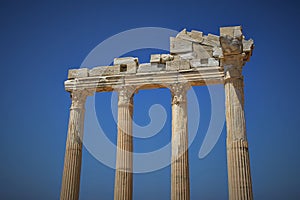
[65,26,254,92]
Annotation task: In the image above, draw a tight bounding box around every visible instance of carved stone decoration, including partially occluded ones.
[70,89,94,109]
[219,35,243,55]
[114,85,136,106]
[169,83,191,105]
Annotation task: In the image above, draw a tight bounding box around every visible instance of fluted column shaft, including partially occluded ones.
[224,64,253,200]
[114,86,135,200]
[60,89,92,200]
[170,83,190,200]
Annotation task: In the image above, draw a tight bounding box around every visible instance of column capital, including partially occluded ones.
[169,83,190,105]
[114,85,137,106]
[70,89,94,109]
[219,27,250,80]
[220,51,245,80]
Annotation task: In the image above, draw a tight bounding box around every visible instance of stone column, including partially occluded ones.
[114,86,135,200]
[220,26,253,200]
[224,63,253,200]
[170,83,190,200]
[60,89,93,200]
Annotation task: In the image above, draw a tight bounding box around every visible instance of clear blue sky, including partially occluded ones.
[0,0,299,199]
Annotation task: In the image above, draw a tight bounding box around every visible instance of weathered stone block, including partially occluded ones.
[190,30,203,42]
[166,60,190,71]
[177,29,203,43]
[193,43,211,59]
[150,54,174,64]
[207,34,219,41]
[150,54,161,63]
[137,63,165,73]
[220,27,234,37]
[137,63,151,73]
[89,66,107,76]
[243,39,254,52]
[161,54,174,63]
[170,37,193,54]
[202,36,220,47]
[122,62,137,74]
[220,26,242,38]
[89,66,119,76]
[68,68,88,79]
[114,57,139,65]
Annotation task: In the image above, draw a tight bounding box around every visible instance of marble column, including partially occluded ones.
[60,89,93,200]
[114,86,135,200]
[170,83,190,200]
[224,59,253,200]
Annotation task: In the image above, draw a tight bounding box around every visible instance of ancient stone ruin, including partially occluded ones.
[61,26,254,200]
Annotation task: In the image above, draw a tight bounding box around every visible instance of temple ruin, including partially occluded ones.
[60,26,254,200]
